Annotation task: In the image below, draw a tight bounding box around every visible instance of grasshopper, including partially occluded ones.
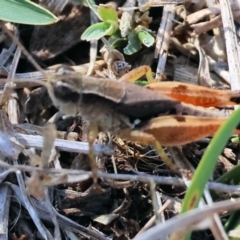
[43,65,240,176]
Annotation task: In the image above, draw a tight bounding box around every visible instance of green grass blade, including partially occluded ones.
[0,0,58,25]
[217,164,240,184]
[180,107,240,239]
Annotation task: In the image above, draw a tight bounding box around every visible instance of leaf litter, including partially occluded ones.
[0,0,240,239]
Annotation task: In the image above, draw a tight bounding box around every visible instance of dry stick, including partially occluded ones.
[155,4,175,78]
[0,45,22,240]
[137,200,171,235]
[0,25,62,239]
[149,180,161,225]
[9,46,57,239]
[0,33,17,66]
[14,133,114,155]
[203,188,228,240]
[133,198,240,240]
[0,159,239,194]
[6,46,21,123]
[0,21,46,77]
[219,0,240,90]
[87,11,98,76]
[206,1,240,239]
[205,1,225,62]
[169,145,228,239]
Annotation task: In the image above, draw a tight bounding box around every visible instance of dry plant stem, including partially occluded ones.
[0,47,21,240]
[1,160,240,194]
[0,184,12,239]
[133,198,240,240]
[15,170,53,239]
[212,63,230,84]
[139,0,184,10]
[219,0,240,90]
[168,147,227,240]
[6,46,21,124]
[87,11,98,76]
[0,60,105,89]
[32,197,108,240]
[203,189,228,240]
[137,200,171,235]
[206,1,225,62]
[168,146,194,172]
[9,183,108,240]
[187,6,220,24]
[0,35,16,66]
[155,191,166,224]
[42,189,61,240]
[155,4,175,77]
[0,45,21,108]
[0,21,46,77]
[111,155,118,174]
[194,38,212,87]
[41,124,57,168]
[191,15,222,35]
[149,180,161,224]
[14,133,114,155]
[4,46,39,238]
[13,123,78,141]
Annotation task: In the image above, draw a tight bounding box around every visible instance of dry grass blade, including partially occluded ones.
[0,185,12,240]
[41,124,57,167]
[219,0,240,90]
[155,4,176,77]
[134,198,240,240]
[14,133,114,154]
[9,183,108,239]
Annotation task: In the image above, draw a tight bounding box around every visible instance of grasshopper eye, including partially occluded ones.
[52,82,80,103]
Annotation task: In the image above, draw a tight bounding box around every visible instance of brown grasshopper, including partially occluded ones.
[44,65,240,176]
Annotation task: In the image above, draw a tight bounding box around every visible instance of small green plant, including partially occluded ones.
[81,5,119,41]
[81,2,155,55]
[0,0,58,25]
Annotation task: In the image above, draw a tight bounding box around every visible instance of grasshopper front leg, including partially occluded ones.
[119,65,155,83]
[88,122,100,189]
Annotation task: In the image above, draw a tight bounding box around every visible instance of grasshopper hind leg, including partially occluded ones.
[117,129,183,173]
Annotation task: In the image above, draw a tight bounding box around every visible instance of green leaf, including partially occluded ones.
[123,30,142,55]
[134,80,148,86]
[98,5,118,23]
[81,22,112,41]
[135,25,154,47]
[108,32,127,48]
[217,164,240,185]
[0,0,58,25]
[137,29,155,47]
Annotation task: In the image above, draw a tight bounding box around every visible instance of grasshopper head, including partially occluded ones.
[46,65,83,116]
